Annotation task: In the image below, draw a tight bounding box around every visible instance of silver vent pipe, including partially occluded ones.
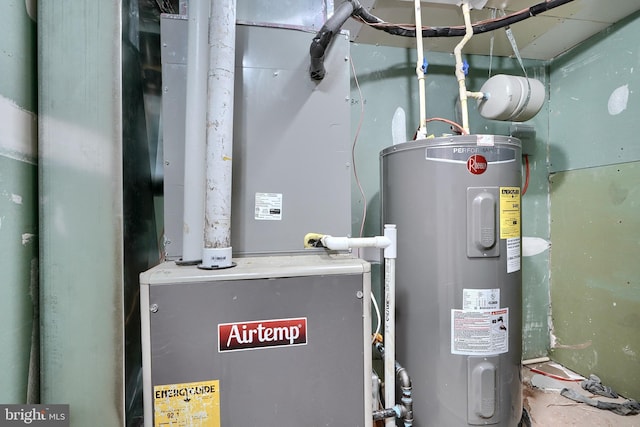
[200,0,236,269]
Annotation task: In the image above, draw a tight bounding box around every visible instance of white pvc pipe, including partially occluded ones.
[466,91,485,100]
[414,0,427,139]
[454,2,473,134]
[522,356,550,366]
[321,235,392,251]
[201,0,236,268]
[383,225,397,427]
[181,0,209,263]
[312,226,397,424]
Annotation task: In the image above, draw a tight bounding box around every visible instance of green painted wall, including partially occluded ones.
[0,0,37,112]
[349,44,552,358]
[0,1,38,404]
[549,12,640,172]
[548,11,640,400]
[549,162,640,399]
[39,2,124,425]
[0,157,38,403]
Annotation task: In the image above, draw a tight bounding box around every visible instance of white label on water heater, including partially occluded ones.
[255,192,283,220]
[506,237,521,273]
[476,134,495,146]
[451,308,509,355]
[463,289,500,310]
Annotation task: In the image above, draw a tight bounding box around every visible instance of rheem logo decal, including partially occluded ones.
[467,154,488,175]
[218,317,307,352]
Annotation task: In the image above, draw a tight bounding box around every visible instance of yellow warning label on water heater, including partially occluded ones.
[154,379,220,427]
[499,187,521,239]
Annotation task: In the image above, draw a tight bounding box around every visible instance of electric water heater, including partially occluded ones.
[381,135,523,426]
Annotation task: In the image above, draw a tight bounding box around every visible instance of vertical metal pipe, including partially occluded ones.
[201,0,236,269]
[180,0,209,263]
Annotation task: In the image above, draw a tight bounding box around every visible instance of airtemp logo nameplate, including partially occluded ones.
[218,317,308,352]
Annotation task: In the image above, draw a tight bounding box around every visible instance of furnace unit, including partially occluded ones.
[381,135,523,426]
[140,254,372,427]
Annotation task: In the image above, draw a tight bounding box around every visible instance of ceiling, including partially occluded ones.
[341,0,640,60]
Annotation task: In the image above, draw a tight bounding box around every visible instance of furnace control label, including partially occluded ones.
[255,192,282,220]
[154,380,220,427]
[451,308,509,355]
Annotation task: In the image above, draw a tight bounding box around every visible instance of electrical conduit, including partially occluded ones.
[201,0,236,269]
[308,0,576,81]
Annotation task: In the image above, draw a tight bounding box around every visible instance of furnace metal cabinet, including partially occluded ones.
[160,17,352,259]
[140,254,372,427]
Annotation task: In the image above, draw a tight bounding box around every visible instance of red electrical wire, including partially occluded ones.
[522,154,530,196]
[528,367,583,382]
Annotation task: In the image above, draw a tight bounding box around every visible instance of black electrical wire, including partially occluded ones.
[353,0,575,38]
[309,0,575,80]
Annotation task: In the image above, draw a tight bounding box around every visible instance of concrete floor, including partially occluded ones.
[523,362,640,426]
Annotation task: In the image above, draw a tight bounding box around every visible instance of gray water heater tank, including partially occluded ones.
[381,135,523,427]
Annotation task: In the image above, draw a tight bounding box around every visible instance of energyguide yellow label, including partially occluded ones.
[499,187,520,239]
[154,379,220,427]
